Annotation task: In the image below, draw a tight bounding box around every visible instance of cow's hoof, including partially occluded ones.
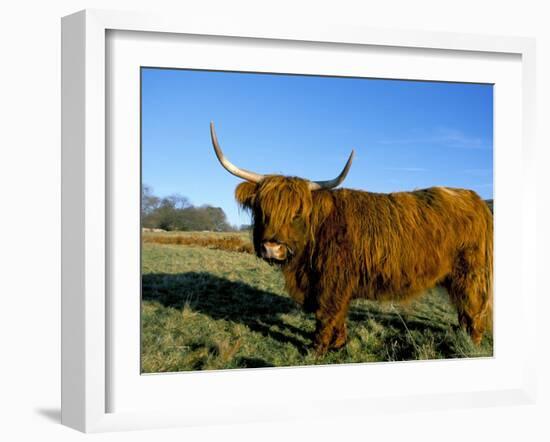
[330,326,347,350]
[470,330,483,346]
[313,340,329,357]
[330,339,347,351]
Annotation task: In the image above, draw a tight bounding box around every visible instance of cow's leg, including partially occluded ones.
[313,288,353,355]
[446,282,488,345]
[330,321,347,349]
[445,250,492,345]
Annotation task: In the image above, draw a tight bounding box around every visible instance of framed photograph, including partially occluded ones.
[61,9,537,433]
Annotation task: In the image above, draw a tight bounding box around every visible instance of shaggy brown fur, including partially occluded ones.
[235,176,493,355]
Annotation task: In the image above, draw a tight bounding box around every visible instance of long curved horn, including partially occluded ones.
[308,149,355,190]
[210,122,264,183]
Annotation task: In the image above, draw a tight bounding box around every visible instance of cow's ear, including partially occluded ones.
[235,182,257,209]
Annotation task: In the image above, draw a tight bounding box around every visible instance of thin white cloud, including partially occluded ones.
[462,168,492,176]
[378,128,491,150]
[383,167,428,172]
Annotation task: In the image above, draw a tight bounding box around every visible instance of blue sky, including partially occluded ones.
[141,68,493,227]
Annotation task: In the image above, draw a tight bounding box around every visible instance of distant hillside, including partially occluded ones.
[485,199,493,213]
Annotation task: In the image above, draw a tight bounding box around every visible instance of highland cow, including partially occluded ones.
[210,122,493,355]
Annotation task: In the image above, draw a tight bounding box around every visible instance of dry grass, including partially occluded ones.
[142,230,254,254]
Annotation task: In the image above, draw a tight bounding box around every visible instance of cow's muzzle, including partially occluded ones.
[260,241,288,261]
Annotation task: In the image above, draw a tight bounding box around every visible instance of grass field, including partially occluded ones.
[141,231,493,373]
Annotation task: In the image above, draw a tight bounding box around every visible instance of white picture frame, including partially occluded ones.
[61,9,537,433]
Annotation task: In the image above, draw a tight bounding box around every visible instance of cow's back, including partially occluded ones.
[308,186,492,302]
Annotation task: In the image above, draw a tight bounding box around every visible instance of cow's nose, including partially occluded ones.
[261,241,281,259]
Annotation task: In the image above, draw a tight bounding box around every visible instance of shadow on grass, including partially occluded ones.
[348,308,450,334]
[235,356,274,368]
[348,299,492,360]
[142,273,491,361]
[347,306,456,360]
[142,272,311,354]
